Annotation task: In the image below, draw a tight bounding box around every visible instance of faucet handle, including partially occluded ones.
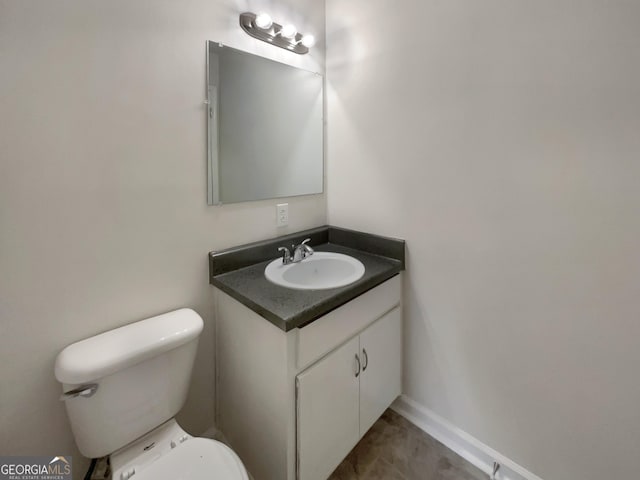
[292,238,314,262]
[300,238,314,256]
[278,246,291,264]
[291,238,313,262]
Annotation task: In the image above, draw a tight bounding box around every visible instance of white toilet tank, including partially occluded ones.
[55,308,204,459]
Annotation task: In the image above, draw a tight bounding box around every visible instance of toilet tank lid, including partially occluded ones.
[55,308,204,384]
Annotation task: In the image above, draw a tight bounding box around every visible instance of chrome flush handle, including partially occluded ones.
[60,383,98,401]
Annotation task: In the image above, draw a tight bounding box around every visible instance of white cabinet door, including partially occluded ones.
[296,336,361,480]
[359,307,402,436]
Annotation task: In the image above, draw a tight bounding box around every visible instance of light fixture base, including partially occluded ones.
[239,12,310,55]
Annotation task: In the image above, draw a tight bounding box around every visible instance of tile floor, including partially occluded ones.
[329,409,487,480]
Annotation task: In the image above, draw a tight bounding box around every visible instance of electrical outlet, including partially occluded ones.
[276,203,289,227]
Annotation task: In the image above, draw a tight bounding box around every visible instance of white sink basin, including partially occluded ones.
[264,252,365,290]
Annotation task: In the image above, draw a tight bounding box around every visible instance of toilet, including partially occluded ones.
[54,308,249,480]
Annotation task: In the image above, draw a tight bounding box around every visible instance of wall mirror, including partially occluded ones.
[206,41,324,205]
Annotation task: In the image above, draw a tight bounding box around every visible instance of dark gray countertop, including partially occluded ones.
[209,226,405,332]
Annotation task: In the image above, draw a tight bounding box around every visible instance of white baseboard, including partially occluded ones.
[391,395,544,480]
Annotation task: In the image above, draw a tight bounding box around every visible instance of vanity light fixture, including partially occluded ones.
[280,23,297,40]
[300,34,316,48]
[239,12,315,55]
[254,12,273,30]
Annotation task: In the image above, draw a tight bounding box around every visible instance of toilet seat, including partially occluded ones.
[132,438,249,480]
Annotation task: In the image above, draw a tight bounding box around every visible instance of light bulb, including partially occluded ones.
[280,24,297,39]
[254,12,272,29]
[301,34,316,48]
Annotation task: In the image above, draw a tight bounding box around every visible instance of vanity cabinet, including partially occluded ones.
[297,307,401,480]
[358,307,402,435]
[297,336,360,480]
[215,275,402,480]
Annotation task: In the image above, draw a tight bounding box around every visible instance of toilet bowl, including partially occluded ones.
[54,308,249,480]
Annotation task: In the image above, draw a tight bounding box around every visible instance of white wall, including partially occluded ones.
[0,1,325,477]
[326,1,640,479]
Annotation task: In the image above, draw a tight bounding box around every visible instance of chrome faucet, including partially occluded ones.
[293,238,314,262]
[278,238,314,265]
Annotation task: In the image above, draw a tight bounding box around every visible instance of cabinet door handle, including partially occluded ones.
[362,348,368,372]
[355,353,361,378]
